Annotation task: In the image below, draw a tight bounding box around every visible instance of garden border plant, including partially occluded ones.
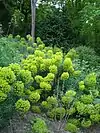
[0,35,99,133]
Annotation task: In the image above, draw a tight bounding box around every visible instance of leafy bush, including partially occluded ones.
[0,95,16,129]
[31,118,49,133]
[0,37,99,133]
[65,123,79,133]
[0,37,22,66]
[75,46,100,70]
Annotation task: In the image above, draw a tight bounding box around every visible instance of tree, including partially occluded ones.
[31,0,37,43]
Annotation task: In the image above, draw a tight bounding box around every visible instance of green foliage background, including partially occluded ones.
[0,0,100,54]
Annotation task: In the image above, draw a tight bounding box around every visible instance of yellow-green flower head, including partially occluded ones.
[53,47,62,53]
[80,95,93,104]
[15,99,30,113]
[0,92,7,102]
[62,96,74,104]
[20,70,33,84]
[81,119,91,128]
[26,34,31,39]
[29,64,37,76]
[38,44,45,50]
[27,46,34,54]
[25,89,32,95]
[63,58,72,71]
[56,107,66,119]
[40,82,51,91]
[54,55,62,65]
[29,92,40,103]
[49,65,57,74]
[35,75,43,83]
[65,48,77,60]
[41,101,48,109]
[15,35,21,40]
[0,67,16,84]
[55,52,63,57]
[66,107,76,115]
[26,34,32,42]
[95,104,100,112]
[35,57,43,66]
[62,90,76,104]
[75,101,86,115]
[50,107,66,119]
[28,36,33,42]
[68,66,74,73]
[0,79,11,93]
[9,63,21,76]
[84,104,95,114]
[36,37,43,44]
[90,114,100,122]
[84,73,96,87]
[47,96,58,107]
[43,59,52,69]
[61,72,69,80]
[67,118,80,127]
[46,73,55,82]
[79,84,85,91]
[91,90,99,98]
[34,89,42,94]
[79,81,84,86]
[65,123,78,133]
[40,64,46,71]
[73,70,81,77]
[34,50,45,58]
[31,106,41,114]
[33,43,37,47]
[47,50,53,57]
[13,81,24,96]
[79,81,85,91]
[51,58,56,65]
[20,37,26,42]
[66,90,76,97]
[27,55,35,60]
[8,34,13,39]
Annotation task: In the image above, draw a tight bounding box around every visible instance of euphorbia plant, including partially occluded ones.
[0,37,99,133]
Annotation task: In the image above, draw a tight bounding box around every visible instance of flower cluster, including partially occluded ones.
[48,107,66,119]
[13,81,24,96]
[42,96,58,110]
[40,82,51,91]
[0,92,7,102]
[20,70,33,84]
[84,73,96,87]
[65,123,79,133]
[29,92,40,103]
[63,57,74,73]
[80,95,93,104]
[9,63,21,77]
[62,90,76,104]
[0,67,16,84]
[0,79,11,93]
[15,99,30,114]
[61,72,69,80]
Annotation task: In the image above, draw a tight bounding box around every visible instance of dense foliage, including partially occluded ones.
[0,0,100,54]
[0,36,99,132]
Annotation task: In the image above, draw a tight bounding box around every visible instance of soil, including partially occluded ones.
[0,112,100,133]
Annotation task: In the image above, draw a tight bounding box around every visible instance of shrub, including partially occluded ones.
[75,46,100,70]
[65,123,79,133]
[31,118,49,133]
[0,37,22,67]
[0,95,16,129]
[15,99,30,114]
[0,37,99,132]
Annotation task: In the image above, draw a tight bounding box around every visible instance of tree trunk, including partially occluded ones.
[31,0,36,44]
